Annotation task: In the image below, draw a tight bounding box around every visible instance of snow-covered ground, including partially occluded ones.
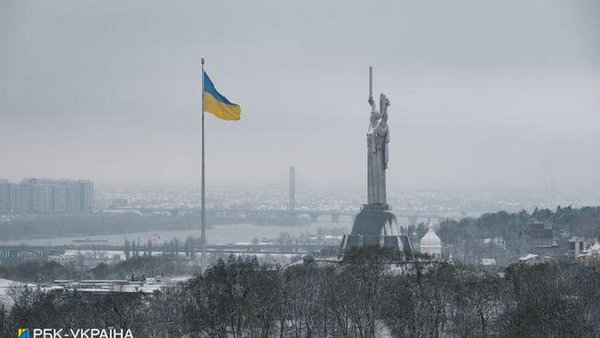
[0,278,24,307]
[0,276,192,309]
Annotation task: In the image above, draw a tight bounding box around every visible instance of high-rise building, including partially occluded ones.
[0,179,14,214]
[13,179,35,214]
[73,180,94,214]
[0,178,94,215]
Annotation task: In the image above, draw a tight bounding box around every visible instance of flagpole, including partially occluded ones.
[201,57,206,272]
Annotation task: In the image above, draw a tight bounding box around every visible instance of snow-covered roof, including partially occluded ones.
[519,254,539,261]
[481,258,497,266]
[420,226,441,248]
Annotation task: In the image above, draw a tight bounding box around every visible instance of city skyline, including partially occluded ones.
[0,178,93,215]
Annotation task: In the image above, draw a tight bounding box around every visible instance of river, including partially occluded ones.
[0,222,352,246]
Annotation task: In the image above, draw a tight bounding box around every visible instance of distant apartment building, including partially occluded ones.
[0,179,14,214]
[111,198,128,208]
[0,178,94,215]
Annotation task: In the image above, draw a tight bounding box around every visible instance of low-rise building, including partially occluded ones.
[420,225,442,257]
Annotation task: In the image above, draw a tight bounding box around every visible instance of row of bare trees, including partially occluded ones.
[2,248,600,337]
[124,236,196,259]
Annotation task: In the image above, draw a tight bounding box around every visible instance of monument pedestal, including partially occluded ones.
[340,204,413,257]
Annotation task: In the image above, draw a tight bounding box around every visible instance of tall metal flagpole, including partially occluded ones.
[201,57,206,271]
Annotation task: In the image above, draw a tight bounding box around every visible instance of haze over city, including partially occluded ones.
[1,0,599,192]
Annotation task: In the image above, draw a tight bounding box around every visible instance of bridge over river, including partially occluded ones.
[112,207,453,225]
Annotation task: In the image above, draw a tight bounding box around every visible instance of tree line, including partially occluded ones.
[2,247,600,337]
[431,206,600,266]
[0,256,192,283]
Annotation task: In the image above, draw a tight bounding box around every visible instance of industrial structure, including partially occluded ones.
[289,166,295,213]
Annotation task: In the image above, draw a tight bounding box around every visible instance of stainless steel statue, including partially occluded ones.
[367,93,390,206]
[340,67,412,257]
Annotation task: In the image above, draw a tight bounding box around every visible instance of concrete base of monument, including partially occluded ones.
[340,203,413,258]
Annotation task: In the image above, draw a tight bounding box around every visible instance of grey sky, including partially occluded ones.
[1,0,599,191]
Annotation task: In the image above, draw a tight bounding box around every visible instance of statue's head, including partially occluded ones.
[380,93,390,108]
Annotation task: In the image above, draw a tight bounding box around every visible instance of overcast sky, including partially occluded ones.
[1,0,599,191]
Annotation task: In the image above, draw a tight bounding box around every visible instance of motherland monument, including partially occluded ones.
[340,67,412,256]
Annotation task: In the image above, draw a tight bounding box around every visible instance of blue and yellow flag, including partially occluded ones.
[203,72,241,121]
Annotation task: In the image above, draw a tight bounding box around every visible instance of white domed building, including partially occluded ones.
[420,225,442,257]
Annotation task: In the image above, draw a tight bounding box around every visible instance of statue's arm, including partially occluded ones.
[370,102,377,115]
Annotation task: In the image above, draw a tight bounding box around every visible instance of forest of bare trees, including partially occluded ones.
[2,247,600,337]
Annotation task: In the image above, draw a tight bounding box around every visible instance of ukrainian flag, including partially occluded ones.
[203,72,241,121]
